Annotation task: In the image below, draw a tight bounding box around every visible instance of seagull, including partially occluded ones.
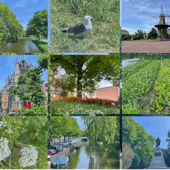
[61,15,93,35]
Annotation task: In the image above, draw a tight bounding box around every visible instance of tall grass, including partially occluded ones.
[50,0,120,53]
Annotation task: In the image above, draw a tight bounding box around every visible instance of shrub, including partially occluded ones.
[51,96,119,108]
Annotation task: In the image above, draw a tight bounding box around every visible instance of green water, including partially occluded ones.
[68,142,119,169]
[0,39,42,53]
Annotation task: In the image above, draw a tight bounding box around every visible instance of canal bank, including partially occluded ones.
[0,39,42,53]
[32,40,48,52]
[49,141,119,169]
[50,143,81,162]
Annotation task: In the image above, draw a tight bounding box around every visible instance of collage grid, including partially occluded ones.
[1,0,170,169]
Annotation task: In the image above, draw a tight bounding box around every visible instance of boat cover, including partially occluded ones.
[52,155,68,165]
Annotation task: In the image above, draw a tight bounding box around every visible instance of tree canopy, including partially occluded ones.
[9,67,46,107]
[133,30,146,40]
[26,9,47,40]
[51,74,77,97]
[50,116,82,142]
[50,55,120,98]
[122,142,135,169]
[0,2,25,42]
[82,116,120,152]
[122,117,155,165]
[148,28,158,39]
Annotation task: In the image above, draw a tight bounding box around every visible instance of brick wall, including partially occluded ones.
[96,86,119,101]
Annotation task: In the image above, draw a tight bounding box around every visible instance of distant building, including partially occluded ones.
[80,128,86,131]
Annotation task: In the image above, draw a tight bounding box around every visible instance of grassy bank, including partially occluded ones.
[32,40,48,52]
[51,100,119,114]
[50,0,120,53]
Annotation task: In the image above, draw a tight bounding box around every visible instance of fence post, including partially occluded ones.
[161,57,163,66]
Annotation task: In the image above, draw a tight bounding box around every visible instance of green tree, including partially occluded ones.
[50,116,81,143]
[82,116,119,152]
[50,55,120,98]
[122,117,155,164]
[164,153,170,167]
[122,29,130,39]
[51,74,76,97]
[138,157,148,169]
[166,130,170,152]
[148,28,158,39]
[26,9,47,40]
[0,2,24,42]
[122,142,135,169]
[9,67,46,107]
[130,154,140,169]
[133,30,146,40]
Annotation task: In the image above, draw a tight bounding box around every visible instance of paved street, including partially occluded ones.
[122,40,170,53]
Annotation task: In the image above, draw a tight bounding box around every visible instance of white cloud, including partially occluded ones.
[13,0,28,9]
[122,0,170,34]
[99,80,112,88]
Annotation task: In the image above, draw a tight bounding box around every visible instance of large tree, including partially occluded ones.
[166,130,170,152]
[51,74,76,97]
[50,116,82,142]
[26,9,47,40]
[122,142,135,169]
[82,116,120,152]
[0,2,24,42]
[50,55,120,98]
[148,28,158,39]
[122,117,155,165]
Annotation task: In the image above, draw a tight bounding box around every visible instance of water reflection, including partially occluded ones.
[68,142,119,169]
[122,58,144,68]
[0,39,42,53]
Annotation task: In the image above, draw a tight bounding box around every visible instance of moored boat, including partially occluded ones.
[51,155,69,169]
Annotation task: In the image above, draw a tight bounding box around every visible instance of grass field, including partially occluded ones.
[32,40,48,53]
[122,58,170,114]
[50,0,120,53]
[51,100,119,114]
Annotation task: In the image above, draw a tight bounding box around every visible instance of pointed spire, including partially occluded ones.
[16,57,19,63]
[29,60,33,67]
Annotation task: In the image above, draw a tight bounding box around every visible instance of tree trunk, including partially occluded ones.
[77,79,82,98]
[77,60,83,98]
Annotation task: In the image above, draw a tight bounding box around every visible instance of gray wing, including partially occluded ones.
[67,23,86,35]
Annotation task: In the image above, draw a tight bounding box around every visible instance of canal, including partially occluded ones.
[0,39,42,53]
[68,142,119,169]
[122,58,144,68]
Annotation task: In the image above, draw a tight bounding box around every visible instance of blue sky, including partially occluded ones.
[122,0,170,34]
[1,0,47,30]
[0,55,48,93]
[132,116,170,149]
[72,116,86,129]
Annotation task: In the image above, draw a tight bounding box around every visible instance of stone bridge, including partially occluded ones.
[79,136,89,142]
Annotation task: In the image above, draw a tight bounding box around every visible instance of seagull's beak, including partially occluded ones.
[91,17,94,19]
